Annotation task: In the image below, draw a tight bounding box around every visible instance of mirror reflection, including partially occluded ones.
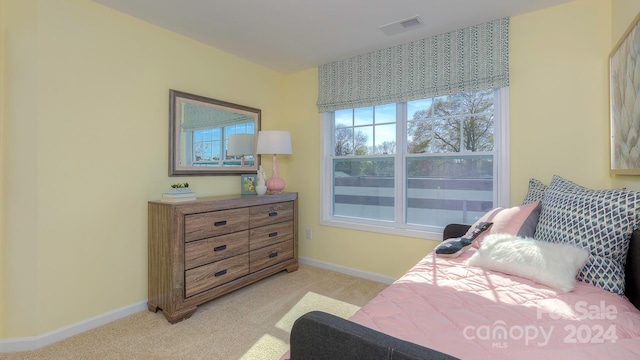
[169,90,261,175]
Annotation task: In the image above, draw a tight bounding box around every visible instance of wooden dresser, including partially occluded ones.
[147,192,298,323]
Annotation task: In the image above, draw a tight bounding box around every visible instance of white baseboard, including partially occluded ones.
[299,256,397,285]
[0,300,147,353]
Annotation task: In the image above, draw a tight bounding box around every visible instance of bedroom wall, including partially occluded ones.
[1,0,286,338]
[0,0,41,339]
[612,1,640,46]
[509,0,612,200]
[0,0,4,337]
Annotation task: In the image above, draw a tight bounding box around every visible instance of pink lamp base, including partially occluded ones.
[266,176,285,193]
[265,154,286,193]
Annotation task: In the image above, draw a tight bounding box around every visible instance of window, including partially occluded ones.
[193,128,221,164]
[321,88,509,239]
[189,122,255,167]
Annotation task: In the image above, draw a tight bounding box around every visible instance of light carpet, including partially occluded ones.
[0,265,388,360]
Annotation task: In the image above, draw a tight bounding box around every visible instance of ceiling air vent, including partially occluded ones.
[379,16,425,36]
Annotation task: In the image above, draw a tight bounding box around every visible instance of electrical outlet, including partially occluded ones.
[305,229,312,240]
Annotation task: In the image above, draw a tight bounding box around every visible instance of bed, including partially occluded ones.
[286,176,640,359]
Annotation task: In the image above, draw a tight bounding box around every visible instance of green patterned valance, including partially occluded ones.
[317,18,509,113]
[181,103,253,131]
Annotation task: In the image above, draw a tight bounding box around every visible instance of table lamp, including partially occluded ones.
[256,130,292,193]
[227,134,255,167]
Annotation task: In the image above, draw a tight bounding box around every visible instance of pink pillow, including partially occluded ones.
[465,200,542,248]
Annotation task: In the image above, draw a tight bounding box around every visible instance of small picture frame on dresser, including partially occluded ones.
[241,174,257,195]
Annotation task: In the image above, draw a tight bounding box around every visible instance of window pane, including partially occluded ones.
[356,126,373,155]
[374,124,396,154]
[335,128,354,156]
[406,155,494,227]
[335,109,352,128]
[211,140,221,160]
[197,142,212,161]
[333,158,395,221]
[407,119,430,153]
[430,118,461,153]
[202,130,212,141]
[375,104,396,123]
[408,99,431,120]
[354,107,373,126]
[463,115,494,152]
[409,118,465,154]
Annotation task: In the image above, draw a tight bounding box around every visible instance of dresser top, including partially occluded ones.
[150,192,297,214]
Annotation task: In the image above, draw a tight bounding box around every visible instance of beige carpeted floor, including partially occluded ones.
[0,265,388,360]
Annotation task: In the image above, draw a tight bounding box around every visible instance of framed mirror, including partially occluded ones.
[169,90,261,175]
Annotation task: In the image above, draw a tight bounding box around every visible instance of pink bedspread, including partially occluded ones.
[349,248,640,359]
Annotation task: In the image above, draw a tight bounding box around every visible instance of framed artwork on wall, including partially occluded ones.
[241,174,257,195]
[610,12,640,174]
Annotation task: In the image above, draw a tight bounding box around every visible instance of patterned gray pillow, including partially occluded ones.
[522,178,547,205]
[534,175,640,295]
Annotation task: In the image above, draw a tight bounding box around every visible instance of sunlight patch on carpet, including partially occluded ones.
[275,291,360,332]
[240,334,288,360]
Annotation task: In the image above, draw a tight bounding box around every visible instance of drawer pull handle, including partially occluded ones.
[214,269,227,277]
[268,212,278,217]
[269,252,278,258]
[268,232,278,237]
[214,220,227,227]
[214,245,227,252]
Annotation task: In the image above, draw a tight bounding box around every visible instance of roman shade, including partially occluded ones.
[317,18,509,113]
[181,103,253,131]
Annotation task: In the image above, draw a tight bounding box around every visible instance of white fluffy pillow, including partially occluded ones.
[468,234,589,292]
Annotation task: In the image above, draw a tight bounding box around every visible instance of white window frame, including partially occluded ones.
[320,88,510,241]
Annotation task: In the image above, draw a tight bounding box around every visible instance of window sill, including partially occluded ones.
[320,218,443,242]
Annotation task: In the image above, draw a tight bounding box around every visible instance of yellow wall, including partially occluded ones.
[1,0,285,337]
[1,0,41,339]
[0,0,4,337]
[1,0,633,340]
[510,0,612,200]
[613,0,640,43]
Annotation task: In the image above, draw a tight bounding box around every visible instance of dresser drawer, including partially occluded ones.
[185,208,249,242]
[185,254,249,298]
[249,201,293,228]
[249,221,293,251]
[185,230,249,270]
[250,240,293,272]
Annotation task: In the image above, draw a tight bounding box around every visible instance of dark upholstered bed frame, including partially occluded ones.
[288,227,640,360]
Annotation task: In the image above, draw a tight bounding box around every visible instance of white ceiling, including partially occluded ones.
[93,0,573,74]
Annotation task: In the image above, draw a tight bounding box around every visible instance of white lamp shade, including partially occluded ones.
[227,134,255,156]
[256,130,292,155]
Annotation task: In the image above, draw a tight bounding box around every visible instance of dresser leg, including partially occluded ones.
[286,263,299,273]
[164,306,197,324]
[147,302,159,313]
